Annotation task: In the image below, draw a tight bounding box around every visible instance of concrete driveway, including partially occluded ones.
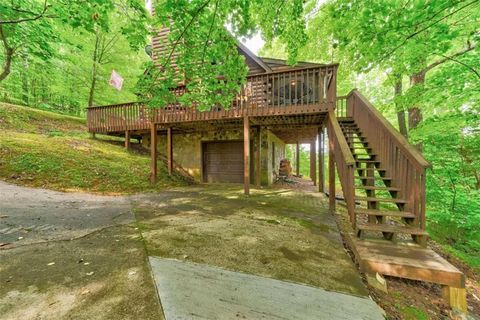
[0,181,383,319]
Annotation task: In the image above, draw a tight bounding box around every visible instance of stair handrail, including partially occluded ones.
[346,89,430,229]
[327,111,356,227]
[347,89,431,170]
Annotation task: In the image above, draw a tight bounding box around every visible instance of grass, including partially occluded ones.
[0,103,188,193]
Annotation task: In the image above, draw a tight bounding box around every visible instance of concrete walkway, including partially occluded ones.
[149,257,385,320]
[0,181,132,246]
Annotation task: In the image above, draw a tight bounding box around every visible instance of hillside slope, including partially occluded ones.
[0,103,188,193]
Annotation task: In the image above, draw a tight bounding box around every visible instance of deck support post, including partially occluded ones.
[318,127,325,192]
[255,127,261,187]
[295,142,300,176]
[167,127,173,175]
[328,124,335,212]
[310,139,317,186]
[90,132,96,139]
[150,123,157,184]
[243,116,250,195]
[442,286,467,313]
[125,130,130,149]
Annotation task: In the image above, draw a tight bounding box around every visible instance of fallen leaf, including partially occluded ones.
[80,288,90,295]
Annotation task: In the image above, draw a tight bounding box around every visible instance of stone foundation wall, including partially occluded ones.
[142,127,285,185]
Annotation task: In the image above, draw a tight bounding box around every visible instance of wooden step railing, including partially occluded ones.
[327,111,356,227]
[341,90,431,229]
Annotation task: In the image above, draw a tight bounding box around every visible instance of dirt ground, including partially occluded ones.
[0,182,163,320]
[334,199,480,320]
[0,225,163,320]
[132,184,368,297]
[2,179,478,319]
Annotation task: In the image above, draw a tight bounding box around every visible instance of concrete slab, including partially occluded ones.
[149,256,385,320]
[0,181,133,246]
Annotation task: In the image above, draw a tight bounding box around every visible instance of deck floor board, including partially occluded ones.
[347,235,465,288]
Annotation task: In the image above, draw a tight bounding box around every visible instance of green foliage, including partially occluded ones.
[0,103,187,193]
[137,0,308,110]
[0,0,149,114]
[285,144,312,178]
[411,113,480,268]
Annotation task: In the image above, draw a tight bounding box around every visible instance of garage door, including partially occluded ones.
[203,141,243,183]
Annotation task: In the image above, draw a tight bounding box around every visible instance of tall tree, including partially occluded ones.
[137,0,309,110]
[306,0,479,137]
[0,0,148,84]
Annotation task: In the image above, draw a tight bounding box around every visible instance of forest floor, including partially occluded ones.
[0,103,189,194]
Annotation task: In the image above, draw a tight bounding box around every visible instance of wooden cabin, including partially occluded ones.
[86,28,467,312]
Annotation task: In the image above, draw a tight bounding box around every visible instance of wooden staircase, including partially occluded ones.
[338,119,428,244]
[329,91,467,313]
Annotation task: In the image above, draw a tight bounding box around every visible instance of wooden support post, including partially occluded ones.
[150,123,157,184]
[167,127,173,175]
[328,124,335,212]
[90,132,96,139]
[296,142,300,176]
[318,128,325,192]
[442,286,467,313]
[125,130,130,149]
[255,127,261,187]
[310,139,317,186]
[243,116,250,195]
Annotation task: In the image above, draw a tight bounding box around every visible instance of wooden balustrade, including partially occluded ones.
[335,96,348,118]
[327,111,356,227]
[346,90,431,228]
[87,65,337,132]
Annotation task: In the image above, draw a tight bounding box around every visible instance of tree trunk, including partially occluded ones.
[394,74,408,138]
[87,32,101,107]
[0,25,14,83]
[408,71,425,130]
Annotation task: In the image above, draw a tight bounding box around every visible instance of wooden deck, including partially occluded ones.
[87,65,337,134]
[346,235,467,311]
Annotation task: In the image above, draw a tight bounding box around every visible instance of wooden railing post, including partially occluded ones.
[150,123,157,184]
[328,122,336,212]
[310,139,317,186]
[243,116,250,195]
[167,127,173,175]
[255,126,261,187]
[318,127,325,193]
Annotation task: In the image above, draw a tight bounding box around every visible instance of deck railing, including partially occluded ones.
[87,65,337,133]
[346,90,431,228]
[327,111,356,227]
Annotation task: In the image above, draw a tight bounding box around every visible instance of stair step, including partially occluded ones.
[355,160,380,164]
[356,167,386,172]
[349,141,369,145]
[356,223,427,235]
[355,176,392,181]
[355,185,400,191]
[356,209,415,218]
[355,196,406,204]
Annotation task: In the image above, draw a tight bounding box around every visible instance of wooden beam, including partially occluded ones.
[244,116,250,195]
[318,127,325,192]
[442,286,467,313]
[125,130,131,149]
[150,123,157,184]
[310,139,317,186]
[255,127,261,187]
[296,142,300,176]
[328,123,335,211]
[167,127,173,175]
